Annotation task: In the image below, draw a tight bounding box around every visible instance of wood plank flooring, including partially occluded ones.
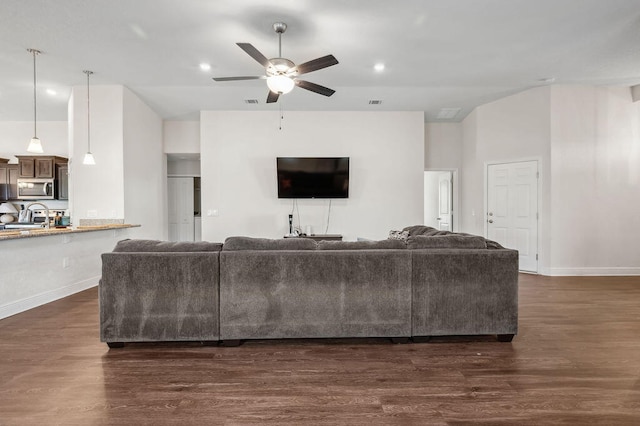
[1,274,640,425]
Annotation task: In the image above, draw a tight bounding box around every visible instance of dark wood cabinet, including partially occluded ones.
[13,156,68,200]
[56,164,69,200]
[15,156,65,178]
[0,159,19,201]
[18,157,34,178]
[36,158,54,178]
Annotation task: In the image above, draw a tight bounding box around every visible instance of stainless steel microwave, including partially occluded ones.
[17,178,55,200]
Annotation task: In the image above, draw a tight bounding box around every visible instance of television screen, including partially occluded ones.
[277,157,349,199]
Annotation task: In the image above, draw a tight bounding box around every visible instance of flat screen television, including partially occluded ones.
[277,157,349,199]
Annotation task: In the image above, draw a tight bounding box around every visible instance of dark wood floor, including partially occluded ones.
[1,274,640,425]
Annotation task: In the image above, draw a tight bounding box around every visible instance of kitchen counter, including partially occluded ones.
[0,224,140,241]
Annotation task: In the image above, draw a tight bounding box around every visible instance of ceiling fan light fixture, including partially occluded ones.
[267,75,294,94]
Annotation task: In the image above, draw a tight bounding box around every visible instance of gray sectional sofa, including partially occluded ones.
[99,226,519,347]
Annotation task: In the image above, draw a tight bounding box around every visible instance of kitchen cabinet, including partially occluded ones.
[0,159,19,201]
[15,156,67,178]
[57,164,69,200]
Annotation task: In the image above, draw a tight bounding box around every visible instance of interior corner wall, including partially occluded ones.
[164,120,200,154]
[460,87,552,271]
[549,86,640,275]
[424,123,463,170]
[123,87,166,240]
[70,85,125,224]
[200,111,424,242]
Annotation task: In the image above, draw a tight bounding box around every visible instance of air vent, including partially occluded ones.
[437,107,461,119]
[244,99,259,104]
[369,100,383,105]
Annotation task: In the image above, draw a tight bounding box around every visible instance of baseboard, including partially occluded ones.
[540,267,640,277]
[0,277,99,320]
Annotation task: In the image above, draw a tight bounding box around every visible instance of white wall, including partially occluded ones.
[445,85,640,275]
[461,87,551,271]
[200,111,424,242]
[0,228,135,320]
[424,123,463,170]
[167,159,200,176]
[70,85,164,239]
[123,87,166,240]
[69,85,125,223]
[423,172,440,227]
[164,121,200,153]
[0,121,68,162]
[549,86,640,275]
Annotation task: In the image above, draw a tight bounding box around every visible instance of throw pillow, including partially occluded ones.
[388,230,409,240]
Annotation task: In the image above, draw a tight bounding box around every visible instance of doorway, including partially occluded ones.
[166,154,201,242]
[424,170,455,231]
[486,160,538,273]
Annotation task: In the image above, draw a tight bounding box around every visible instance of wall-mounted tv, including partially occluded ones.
[277,157,349,199]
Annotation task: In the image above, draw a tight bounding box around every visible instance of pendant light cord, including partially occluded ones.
[30,49,39,138]
[85,70,92,152]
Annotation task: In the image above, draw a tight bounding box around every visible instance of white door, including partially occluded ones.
[424,171,453,231]
[437,172,452,231]
[487,161,538,272]
[167,177,195,242]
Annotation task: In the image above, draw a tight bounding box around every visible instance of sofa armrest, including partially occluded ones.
[411,249,518,337]
[100,252,220,342]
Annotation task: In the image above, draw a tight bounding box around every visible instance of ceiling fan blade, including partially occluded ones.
[237,43,272,68]
[212,76,265,82]
[295,80,336,97]
[266,90,280,103]
[296,55,339,75]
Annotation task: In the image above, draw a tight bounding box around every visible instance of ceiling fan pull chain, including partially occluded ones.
[279,102,284,130]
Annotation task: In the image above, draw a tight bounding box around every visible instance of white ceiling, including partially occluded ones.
[1,0,640,123]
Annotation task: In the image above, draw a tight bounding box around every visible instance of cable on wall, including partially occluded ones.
[325,199,332,234]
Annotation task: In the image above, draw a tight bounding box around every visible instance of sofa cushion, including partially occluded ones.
[402,225,441,236]
[406,235,487,249]
[113,239,223,252]
[318,239,406,250]
[223,236,317,251]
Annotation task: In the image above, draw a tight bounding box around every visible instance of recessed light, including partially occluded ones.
[46,89,57,96]
[199,63,211,71]
[374,63,385,72]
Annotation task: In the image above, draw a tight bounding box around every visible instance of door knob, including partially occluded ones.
[488,219,494,224]
[488,212,494,216]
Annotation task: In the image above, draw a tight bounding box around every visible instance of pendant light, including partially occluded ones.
[26,48,43,153]
[82,70,95,165]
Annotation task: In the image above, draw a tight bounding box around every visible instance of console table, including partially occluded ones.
[284,234,343,242]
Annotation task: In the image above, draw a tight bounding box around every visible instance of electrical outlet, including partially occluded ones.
[63,257,70,269]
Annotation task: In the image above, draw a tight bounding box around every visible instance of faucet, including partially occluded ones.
[26,202,50,229]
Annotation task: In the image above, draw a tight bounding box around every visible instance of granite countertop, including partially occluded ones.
[0,224,140,241]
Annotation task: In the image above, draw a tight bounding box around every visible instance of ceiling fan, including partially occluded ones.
[212,22,339,103]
